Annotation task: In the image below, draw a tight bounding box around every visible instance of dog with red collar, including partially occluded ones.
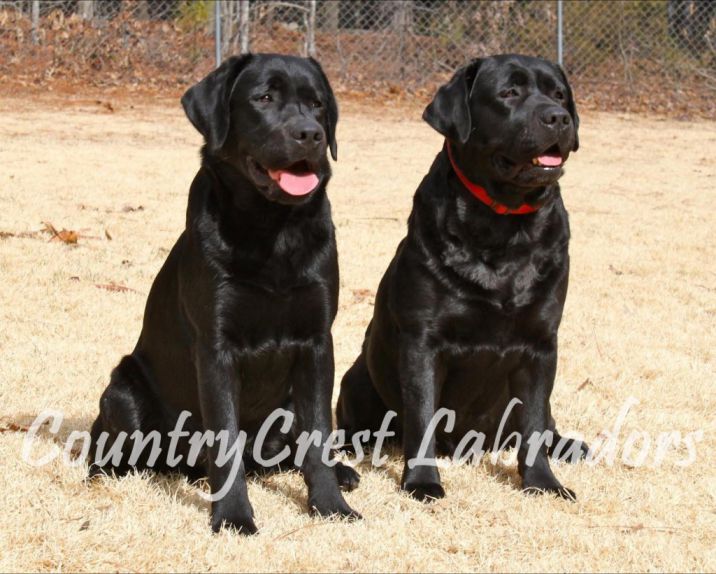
[337,54,588,501]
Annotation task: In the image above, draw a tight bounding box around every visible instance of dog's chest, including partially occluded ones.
[438,295,556,352]
[436,247,567,349]
[216,279,333,350]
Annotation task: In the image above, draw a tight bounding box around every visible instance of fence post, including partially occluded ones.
[215,0,222,67]
[31,0,40,45]
[556,0,563,65]
[306,0,317,57]
[239,0,250,54]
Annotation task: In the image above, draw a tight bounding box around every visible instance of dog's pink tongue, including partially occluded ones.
[536,154,563,167]
[268,169,319,196]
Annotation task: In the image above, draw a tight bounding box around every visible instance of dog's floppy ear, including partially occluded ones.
[308,57,338,161]
[181,54,253,151]
[422,59,482,144]
[556,64,579,152]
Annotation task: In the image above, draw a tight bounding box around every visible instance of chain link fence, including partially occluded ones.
[1,0,714,115]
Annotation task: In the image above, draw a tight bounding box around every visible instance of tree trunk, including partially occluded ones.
[239,0,250,54]
[31,0,39,45]
[392,0,413,33]
[134,0,150,20]
[306,0,317,57]
[322,0,339,31]
[78,0,94,20]
[222,0,234,56]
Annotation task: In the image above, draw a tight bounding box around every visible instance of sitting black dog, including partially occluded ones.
[337,54,588,501]
[89,54,360,533]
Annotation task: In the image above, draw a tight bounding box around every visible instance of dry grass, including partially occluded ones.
[0,95,714,572]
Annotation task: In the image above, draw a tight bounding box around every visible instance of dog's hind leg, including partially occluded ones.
[336,351,392,446]
[89,354,166,478]
[334,351,395,492]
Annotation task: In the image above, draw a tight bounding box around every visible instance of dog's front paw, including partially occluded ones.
[401,464,445,502]
[308,494,362,521]
[211,512,258,535]
[211,501,258,535]
[335,461,360,492]
[401,480,446,502]
[522,474,576,501]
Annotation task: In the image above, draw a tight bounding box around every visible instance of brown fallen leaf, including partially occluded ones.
[104,229,113,240]
[43,221,79,244]
[95,100,115,113]
[79,520,90,531]
[0,422,30,433]
[121,204,144,213]
[577,378,593,391]
[352,288,373,303]
[56,230,78,243]
[94,282,139,294]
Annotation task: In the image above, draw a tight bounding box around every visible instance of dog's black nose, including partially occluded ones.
[539,107,571,128]
[290,121,324,146]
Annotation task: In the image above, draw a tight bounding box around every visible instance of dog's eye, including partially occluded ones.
[555,90,565,101]
[309,100,323,109]
[257,94,273,103]
[499,88,519,99]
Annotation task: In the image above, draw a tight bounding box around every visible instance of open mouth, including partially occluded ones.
[530,144,564,168]
[249,158,320,197]
[495,144,567,175]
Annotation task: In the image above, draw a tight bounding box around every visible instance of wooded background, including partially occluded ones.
[1,1,714,116]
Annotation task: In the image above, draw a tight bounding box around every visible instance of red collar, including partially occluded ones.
[446,141,539,215]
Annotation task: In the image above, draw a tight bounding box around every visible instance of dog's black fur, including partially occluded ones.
[337,54,588,501]
[88,54,360,533]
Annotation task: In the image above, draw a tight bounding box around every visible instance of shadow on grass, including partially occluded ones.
[6,411,523,518]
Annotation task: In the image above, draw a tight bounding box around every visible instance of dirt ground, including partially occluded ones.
[0,94,714,572]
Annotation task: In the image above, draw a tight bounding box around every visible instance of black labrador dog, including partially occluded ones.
[337,54,588,501]
[88,54,360,533]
